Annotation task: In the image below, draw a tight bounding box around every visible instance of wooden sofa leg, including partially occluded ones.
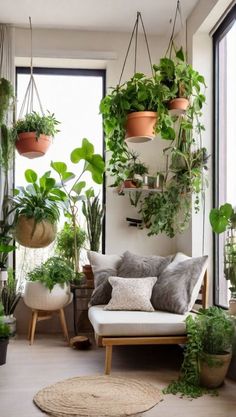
[104,345,113,375]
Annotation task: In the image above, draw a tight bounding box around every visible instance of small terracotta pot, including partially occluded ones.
[15,215,57,248]
[82,264,94,282]
[125,111,157,143]
[15,132,52,159]
[123,179,137,188]
[168,98,189,115]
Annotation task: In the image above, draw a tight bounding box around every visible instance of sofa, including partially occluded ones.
[88,251,209,374]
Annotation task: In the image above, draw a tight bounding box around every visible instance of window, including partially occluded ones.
[15,67,105,284]
[213,6,236,307]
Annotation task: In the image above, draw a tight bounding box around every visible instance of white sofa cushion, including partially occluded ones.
[89,305,196,337]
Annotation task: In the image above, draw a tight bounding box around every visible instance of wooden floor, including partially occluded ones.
[0,334,236,417]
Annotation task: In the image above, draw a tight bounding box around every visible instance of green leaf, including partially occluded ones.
[70,138,94,163]
[161,127,176,140]
[61,172,76,182]
[209,208,229,233]
[0,244,15,254]
[72,181,86,195]
[51,161,67,174]
[220,203,233,219]
[45,177,56,190]
[50,189,67,199]
[85,154,105,184]
[25,169,37,183]
[176,47,185,62]
[85,187,95,198]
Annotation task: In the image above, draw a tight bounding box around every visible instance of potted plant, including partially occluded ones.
[154,47,206,136]
[51,138,105,279]
[10,169,65,248]
[1,268,21,336]
[164,307,235,398]
[209,203,236,313]
[56,222,86,272]
[12,111,60,158]
[0,302,10,366]
[124,153,149,188]
[24,256,74,311]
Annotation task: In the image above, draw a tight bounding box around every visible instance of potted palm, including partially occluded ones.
[12,111,60,158]
[10,169,65,248]
[0,302,10,366]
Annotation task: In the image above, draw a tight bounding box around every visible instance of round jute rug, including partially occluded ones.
[34,375,162,417]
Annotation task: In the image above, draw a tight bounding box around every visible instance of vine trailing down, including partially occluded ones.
[100,47,208,238]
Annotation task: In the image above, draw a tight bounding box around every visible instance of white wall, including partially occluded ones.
[15,27,177,257]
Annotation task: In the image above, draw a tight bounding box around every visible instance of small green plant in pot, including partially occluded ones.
[12,111,60,158]
[164,307,235,398]
[210,203,236,310]
[1,268,21,336]
[10,169,65,248]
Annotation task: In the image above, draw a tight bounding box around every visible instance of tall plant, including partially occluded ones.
[51,138,105,274]
[0,78,15,270]
[82,189,104,252]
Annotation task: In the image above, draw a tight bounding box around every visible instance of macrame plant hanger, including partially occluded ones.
[165,0,183,59]
[119,12,155,144]
[18,17,44,119]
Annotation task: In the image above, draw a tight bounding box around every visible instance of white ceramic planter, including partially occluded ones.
[23,281,71,311]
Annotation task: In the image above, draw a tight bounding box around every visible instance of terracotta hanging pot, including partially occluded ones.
[168,98,189,115]
[15,132,52,159]
[123,179,137,188]
[125,111,157,143]
[14,215,57,248]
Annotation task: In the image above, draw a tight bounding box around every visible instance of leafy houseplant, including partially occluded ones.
[1,268,21,336]
[0,302,10,366]
[56,222,86,271]
[27,256,75,291]
[210,203,236,302]
[51,138,105,277]
[10,169,65,248]
[100,72,159,183]
[164,307,235,398]
[0,78,14,125]
[82,189,104,252]
[12,111,60,158]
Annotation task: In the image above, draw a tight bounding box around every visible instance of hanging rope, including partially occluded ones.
[18,17,44,119]
[165,0,183,58]
[118,11,153,86]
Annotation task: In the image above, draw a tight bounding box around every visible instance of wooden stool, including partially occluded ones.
[28,308,69,345]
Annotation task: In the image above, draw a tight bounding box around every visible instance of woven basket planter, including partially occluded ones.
[15,215,57,248]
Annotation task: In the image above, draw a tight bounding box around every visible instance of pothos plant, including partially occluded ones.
[100,72,159,185]
[51,138,105,276]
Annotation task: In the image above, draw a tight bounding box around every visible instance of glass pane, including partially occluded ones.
[217,21,236,307]
[15,70,104,285]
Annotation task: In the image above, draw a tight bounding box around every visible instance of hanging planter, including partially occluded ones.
[168,97,189,115]
[13,18,60,159]
[15,215,57,248]
[125,111,157,143]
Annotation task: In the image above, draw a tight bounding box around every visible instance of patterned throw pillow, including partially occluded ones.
[104,276,157,312]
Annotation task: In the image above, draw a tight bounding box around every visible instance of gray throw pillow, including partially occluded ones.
[89,251,173,307]
[151,255,208,314]
[117,251,174,278]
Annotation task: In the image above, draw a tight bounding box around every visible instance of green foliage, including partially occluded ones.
[0,78,14,125]
[27,256,75,291]
[51,138,105,273]
[82,189,104,252]
[210,203,234,234]
[1,268,21,316]
[10,169,66,225]
[12,111,60,139]
[164,307,235,398]
[0,302,10,339]
[100,73,159,182]
[56,222,86,269]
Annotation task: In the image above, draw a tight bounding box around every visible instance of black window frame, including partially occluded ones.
[15,66,106,253]
[213,5,236,307]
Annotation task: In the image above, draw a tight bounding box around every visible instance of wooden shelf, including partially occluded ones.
[121,187,162,193]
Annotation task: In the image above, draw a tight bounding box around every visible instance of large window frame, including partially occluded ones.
[213,5,236,307]
[15,66,106,253]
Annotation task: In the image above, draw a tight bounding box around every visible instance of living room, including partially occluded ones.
[0,0,236,416]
